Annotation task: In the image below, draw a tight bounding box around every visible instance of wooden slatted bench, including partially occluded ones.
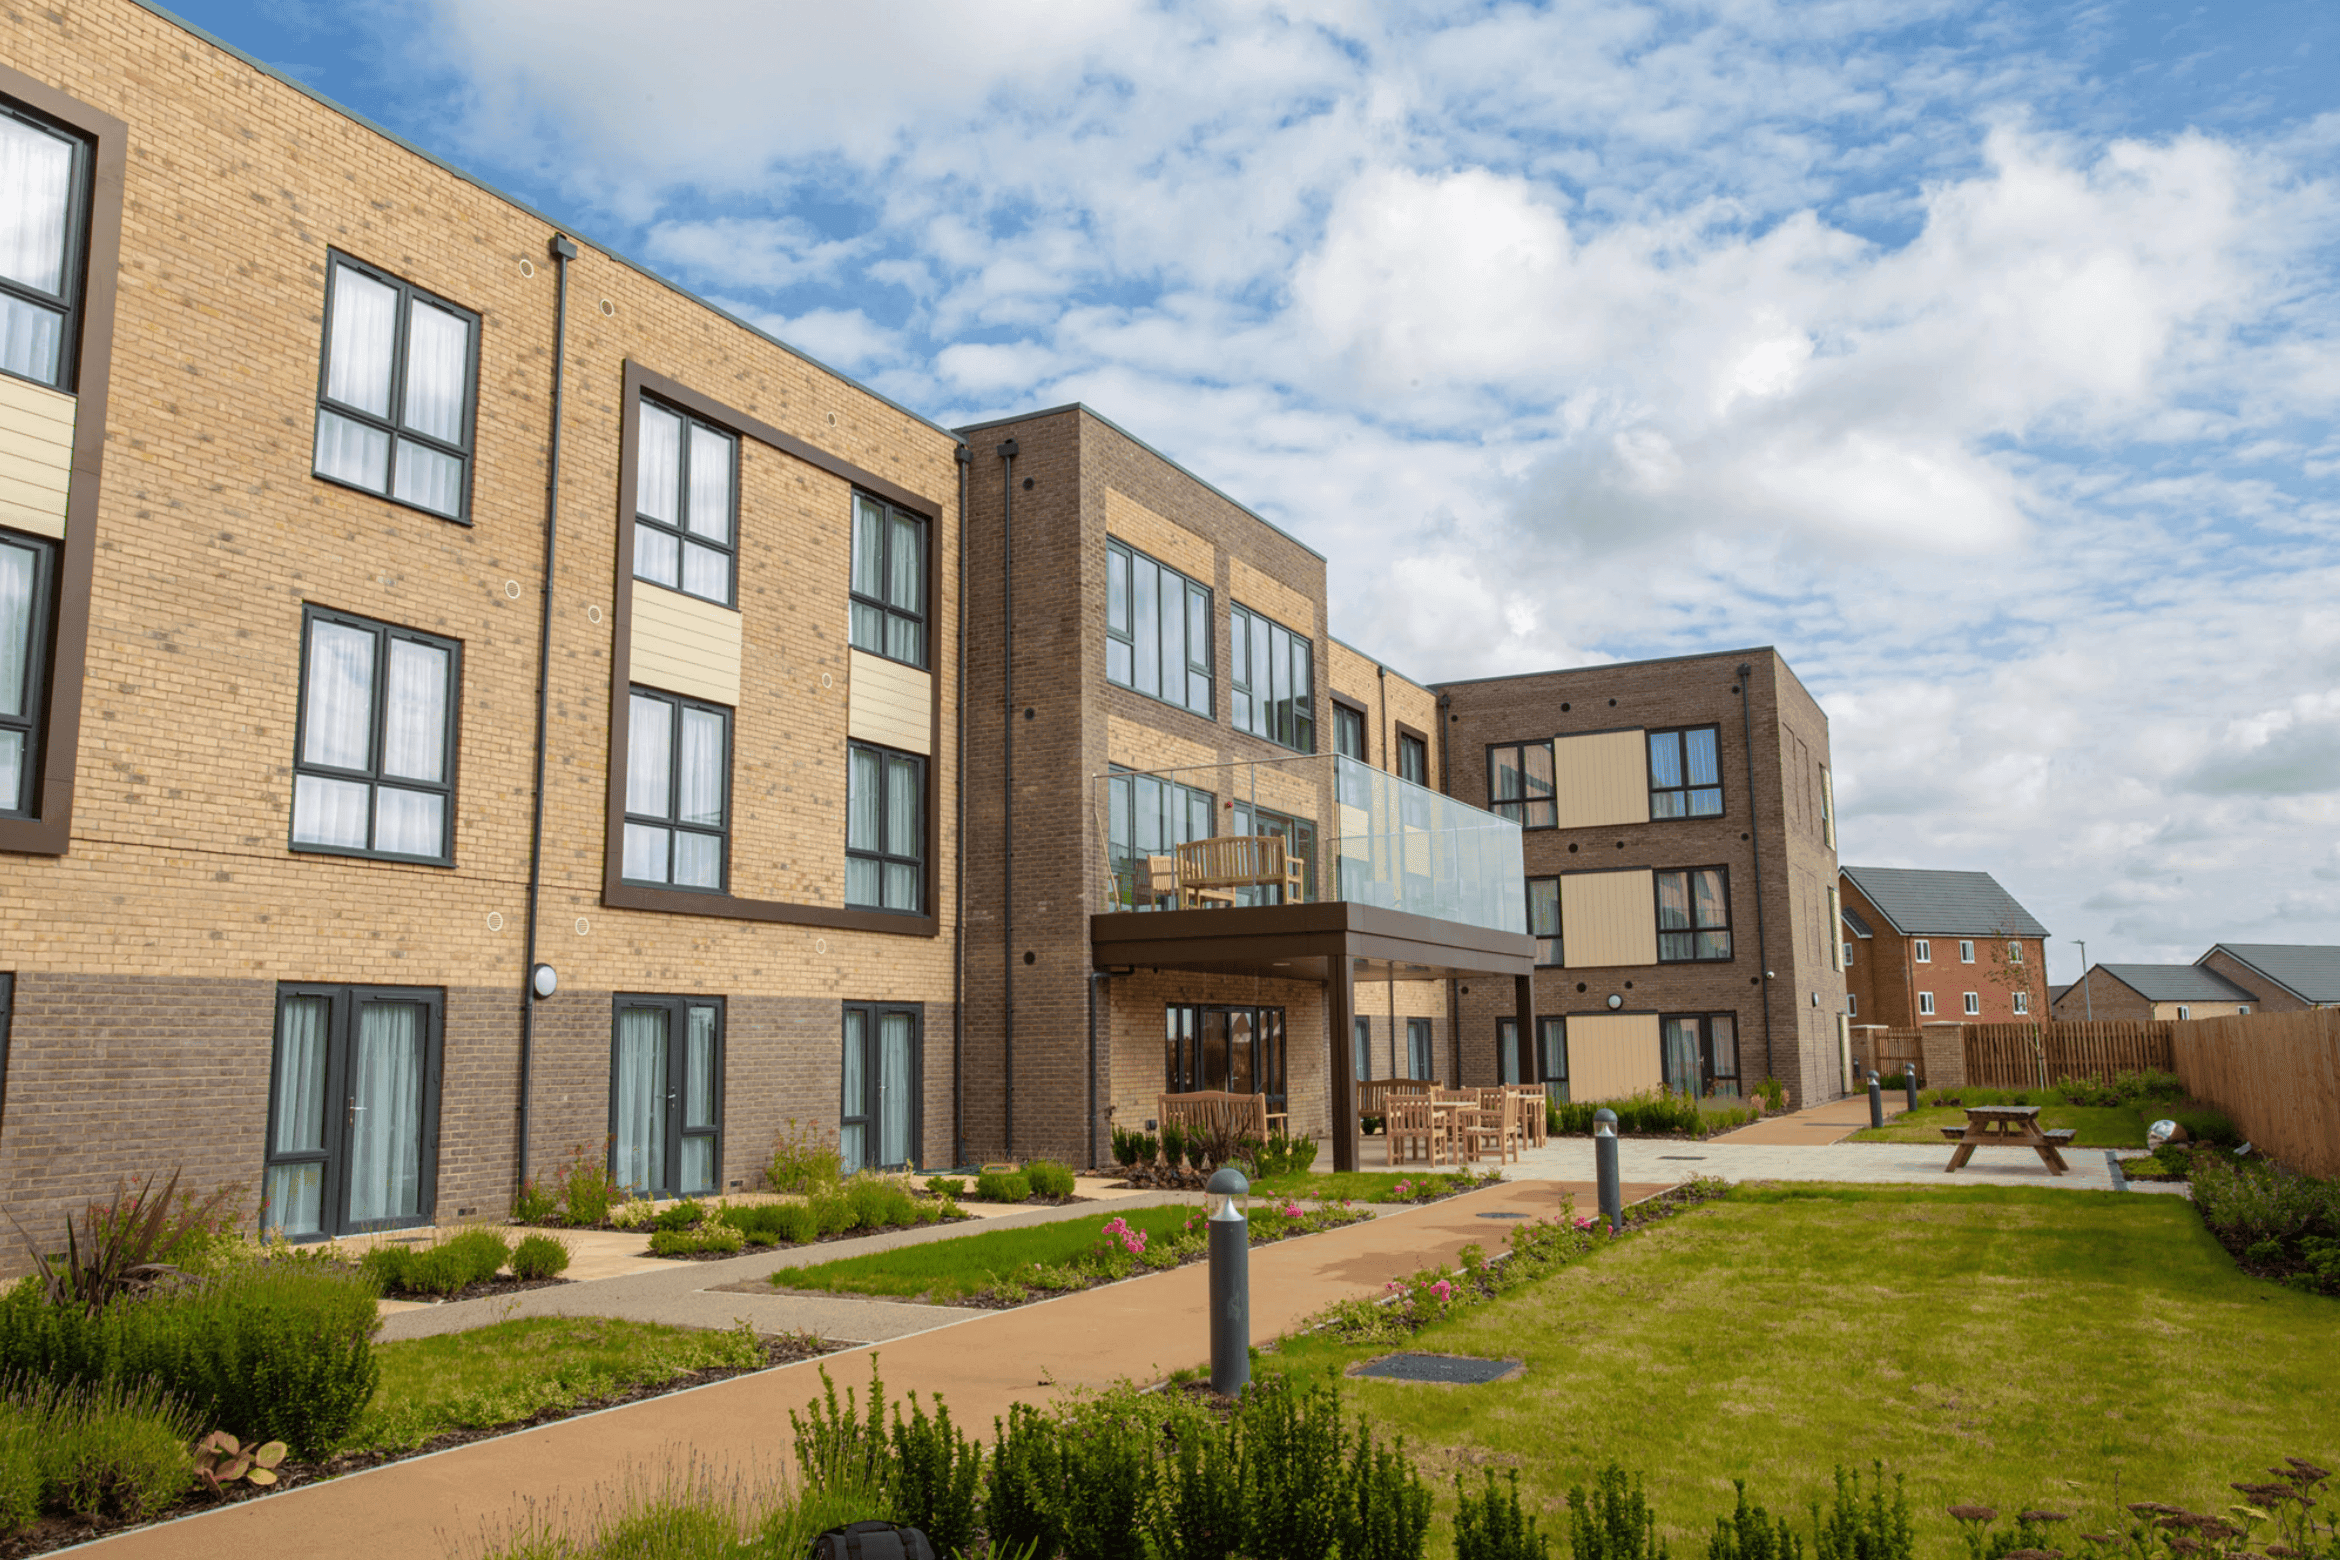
[1938,1126,1967,1141]
[2041,1128,2077,1144]
[1174,835,1304,907]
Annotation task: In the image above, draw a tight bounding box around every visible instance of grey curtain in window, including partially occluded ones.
[884,753,919,910]
[0,538,30,811]
[846,746,881,908]
[612,1006,668,1194]
[347,1002,423,1224]
[625,693,673,881]
[840,1009,868,1176]
[0,114,70,384]
[374,637,447,856]
[1708,1016,1738,1080]
[680,1005,717,1193]
[264,996,330,1238]
[294,619,375,850]
[1661,1018,1701,1097]
[878,1012,912,1169]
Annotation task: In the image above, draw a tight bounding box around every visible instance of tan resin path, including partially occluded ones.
[89,1178,1664,1559]
[1710,1093,1902,1145]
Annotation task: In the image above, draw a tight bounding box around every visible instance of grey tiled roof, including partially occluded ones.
[1839,866,2050,938]
[2201,944,2340,1004]
[1840,906,1874,939]
[2097,964,2258,1003]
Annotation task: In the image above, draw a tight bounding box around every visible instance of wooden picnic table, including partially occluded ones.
[1941,1103,2072,1175]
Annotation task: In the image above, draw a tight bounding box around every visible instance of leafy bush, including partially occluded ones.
[1757,1077,1787,1111]
[1243,1131,1320,1180]
[1159,1123,1188,1171]
[975,1171,1032,1204]
[1569,1463,1666,1560]
[361,1228,510,1298]
[554,1146,614,1227]
[1026,1161,1077,1199]
[926,1175,966,1199]
[647,1222,746,1258]
[14,1170,242,1316]
[606,1198,652,1230]
[0,1257,380,1457]
[811,1193,858,1237]
[1110,1128,1141,1168]
[2055,1069,2186,1107]
[1710,1480,1803,1560]
[1456,1468,1547,1560]
[1814,1463,1912,1560]
[509,1178,558,1225]
[1552,1090,1709,1137]
[652,1200,708,1234]
[0,1372,200,1526]
[508,1234,571,1281]
[2168,1103,2239,1147]
[766,1118,844,1194]
[843,1176,920,1230]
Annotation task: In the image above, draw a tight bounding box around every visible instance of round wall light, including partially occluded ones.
[531,963,559,999]
[1606,993,1623,1010]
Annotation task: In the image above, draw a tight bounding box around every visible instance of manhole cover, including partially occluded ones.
[1351,1353,1521,1385]
[1476,1211,1528,1219]
[1658,1155,1707,1161]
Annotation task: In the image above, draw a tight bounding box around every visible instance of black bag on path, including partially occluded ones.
[810,1519,938,1560]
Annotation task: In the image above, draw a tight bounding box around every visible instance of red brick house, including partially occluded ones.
[1839,867,2049,1028]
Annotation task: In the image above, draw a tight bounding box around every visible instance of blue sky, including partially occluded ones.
[169,0,2340,978]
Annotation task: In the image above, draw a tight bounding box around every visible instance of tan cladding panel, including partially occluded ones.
[847,648,933,756]
[0,375,74,540]
[1326,640,1378,709]
[1552,729,1648,829]
[1230,556,1316,635]
[1562,868,1657,968]
[1107,713,1218,777]
[630,582,742,706]
[1105,488,1214,583]
[1566,1013,1662,1100]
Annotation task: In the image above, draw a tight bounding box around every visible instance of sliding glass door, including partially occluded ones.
[1164,1003,1288,1117]
[841,1002,921,1175]
[262,985,441,1240]
[610,996,724,1198]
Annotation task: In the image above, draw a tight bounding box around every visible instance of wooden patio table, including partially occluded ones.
[1942,1103,2070,1175]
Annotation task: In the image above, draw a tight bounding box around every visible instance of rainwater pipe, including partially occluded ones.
[997,438,1019,1159]
[953,443,971,1168]
[1738,664,1777,1099]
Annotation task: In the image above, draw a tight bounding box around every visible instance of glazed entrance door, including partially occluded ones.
[611,996,724,1197]
[262,986,441,1240]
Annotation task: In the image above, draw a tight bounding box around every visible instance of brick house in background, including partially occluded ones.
[1839,867,2050,1028]
[2194,945,2340,1012]
[2052,964,2256,1022]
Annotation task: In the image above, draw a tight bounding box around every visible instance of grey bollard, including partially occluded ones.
[1593,1107,1622,1232]
[1905,1070,1920,1113]
[1205,1166,1250,1397]
[1868,1070,1884,1130]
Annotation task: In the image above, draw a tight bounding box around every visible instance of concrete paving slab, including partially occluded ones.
[1506,1136,2126,1189]
[1712,1094,1904,1146]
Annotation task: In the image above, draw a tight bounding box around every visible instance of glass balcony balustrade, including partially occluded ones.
[1094,753,1526,938]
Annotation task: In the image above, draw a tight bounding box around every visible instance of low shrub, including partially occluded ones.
[845,1176,919,1230]
[2055,1068,2187,1107]
[1026,1161,1077,1199]
[974,1171,1031,1204]
[1551,1090,1709,1137]
[1756,1077,1787,1112]
[508,1234,571,1281]
[766,1118,844,1194]
[1242,1131,1319,1180]
[17,1170,243,1317]
[652,1199,708,1234]
[554,1146,615,1228]
[1159,1123,1188,1172]
[810,1193,858,1237]
[1456,1468,1547,1560]
[925,1175,966,1199]
[1109,1128,1141,1168]
[0,1373,201,1528]
[509,1178,558,1225]
[362,1228,511,1298]
[606,1199,652,1230]
[647,1223,746,1259]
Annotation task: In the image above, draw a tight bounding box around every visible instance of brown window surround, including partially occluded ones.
[1328,693,1369,763]
[1394,720,1430,786]
[0,66,124,857]
[603,361,946,936]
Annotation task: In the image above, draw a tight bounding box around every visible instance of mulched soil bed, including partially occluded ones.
[0,1333,846,1560]
[376,1273,575,1304]
[641,1208,979,1260]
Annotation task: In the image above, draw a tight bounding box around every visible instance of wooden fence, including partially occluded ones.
[1849,1026,1925,1079]
[1959,1021,2174,1088]
[2172,1008,2340,1178]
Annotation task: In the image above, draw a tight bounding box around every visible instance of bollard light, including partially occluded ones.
[1593,1107,1622,1233]
[1205,1166,1250,1397]
[1867,1070,1884,1131]
[1904,1069,1919,1113]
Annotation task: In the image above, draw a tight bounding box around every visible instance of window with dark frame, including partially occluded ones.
[1106,766,1214,910]
[1230,799,1314,905]
[1496,1016,1521,1084]
[261,984,443,1240]
[1333,701,1367,762]
[1648,725,1723,818]
[851,492,926,666]
[1406,1017,1433,1081]
[1536,1016,1567,1100]
[312,253,479,522]
[1654,866,1732,962]
[1229,603,1312,751]
[1353,1016,1371,1083]
[609,995,723,1199]
[290,607,460,865]
[623,688,730,891]
[1397,730,1428,786]
[0,99,92,392]
[1107,539,1212,717]
[1660,1013,1738,1097]
[633,398,738,606]
[1487,740,1555,827]
[0,530,54,818]
[1165,1002,1287,1113]
[0,971,13,1128]
[1527,877,1561,966]
[847,741,925,914]
[841,1002,922,1174]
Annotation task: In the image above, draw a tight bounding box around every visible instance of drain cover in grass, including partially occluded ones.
[1351,1353,1522,1385]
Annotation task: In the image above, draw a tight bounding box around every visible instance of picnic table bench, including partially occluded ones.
[1942,1104,2070,1175]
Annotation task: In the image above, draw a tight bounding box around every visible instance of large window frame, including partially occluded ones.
[852,491,927,667]
[1406,1017,1434,1081]
[1396,729,1429,787]
[1661,1012,1739,1097]
[310,252,480,524]
[622,687,731,892]
[1331,699,1368,762]
[0,98,93,392]
[1165,1003,1287,1115]
[1536,1015,1567,1101]
[1648,725,1724,819]
[608,994,724,1199]
[0,530,55,819]
[1230,800,1315,906]
[1654,866,1733,963]
[846,741,926,915]
[632,397,739,607]
[1229,603,1312,751]
[289,606,461,866]
[1106,766,1215,911]
[1486,740,1556,828]
[1527,876,1561,966]
[1107,539,1212,717]
[841,1001,923,1174]
[261,984,444,1241]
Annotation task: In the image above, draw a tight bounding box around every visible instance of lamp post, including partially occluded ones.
[2073,940,2091,1020]
[1205,1167,1250,1397]
[1593,1108,1621,1232]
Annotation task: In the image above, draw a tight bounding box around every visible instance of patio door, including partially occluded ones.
[610,996,724,1198]
[1165,1003,1287,1117]
[1660,1013,1739,1097]
[841,1002,920,1174]
[262,985,442,1240]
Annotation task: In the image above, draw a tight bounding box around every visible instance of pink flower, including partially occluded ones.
[1429,1278,1453,1302]
[1282,1202,1303,1218]
[1572,1215,1594,1230]
[1385,1279,1405,1294]
[1394,1180,1412,1197]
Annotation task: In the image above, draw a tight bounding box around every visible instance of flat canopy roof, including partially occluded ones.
[1091,901,1535,983]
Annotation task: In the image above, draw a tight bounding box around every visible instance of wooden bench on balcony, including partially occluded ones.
[1174,835,1305,907]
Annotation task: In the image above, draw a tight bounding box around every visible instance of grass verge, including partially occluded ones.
[768,1205,1203,1301]
[1265,1182,2340,1557]
[1247,1168,1496,1203]
[1846,1102,2149,1146]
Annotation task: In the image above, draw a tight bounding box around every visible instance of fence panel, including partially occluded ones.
[1959,1022,2172,1087]
[2172,1009,2340,1178]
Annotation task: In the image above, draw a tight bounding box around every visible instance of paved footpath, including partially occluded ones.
[86,1178,1659,1559]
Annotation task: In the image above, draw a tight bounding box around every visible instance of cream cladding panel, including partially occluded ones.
[1561,868,1657,968]
[1551,729,1649,829]
[1565,1014,1662,1100]
[0,375,75,540]
[1228,557,1316,634]
[630,582,743,707]
[848,648,933,755]
[1104,489,1214,582]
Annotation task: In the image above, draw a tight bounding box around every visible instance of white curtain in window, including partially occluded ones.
[846,746,879,849]
[0,732,19,814]
[303,621,374,769]
[851,497,882,599]
[373,789,443,857]
[0,539,31,720]
[878,1012,911,1168]
[678,707,724,827]
[400,302,467,441]
[839,1009,867,1175]
[393,441,463,518]
[884,754,919,910]
[347,1002,423,1224]
[627,694,671,817]
[636,403,681,522]
[634,527,680,589]
[612,1007,667,1194]
[325,266,396,417]
[680,1007,716,1193]
[673,832,720,890]
[0,115,72,296]
[623,822,669,883]
[888,513,920,611]
[314,410,390,493]
[686,424,731,542]
[264,996,330,1237]
[381,639,447,782]
[1661,1018,1700,1096]
[682,542,729,603]
[0,297,60,386]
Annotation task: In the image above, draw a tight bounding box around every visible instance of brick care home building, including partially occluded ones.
[0,1,963,1249]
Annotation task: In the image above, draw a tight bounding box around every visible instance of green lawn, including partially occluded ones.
[348,1316,765,1453]
[1268,1183,2338,1558]
[769,1205,1203,1301]
[1847,1103,2148,1146]
[1248,1169,1491,1202]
